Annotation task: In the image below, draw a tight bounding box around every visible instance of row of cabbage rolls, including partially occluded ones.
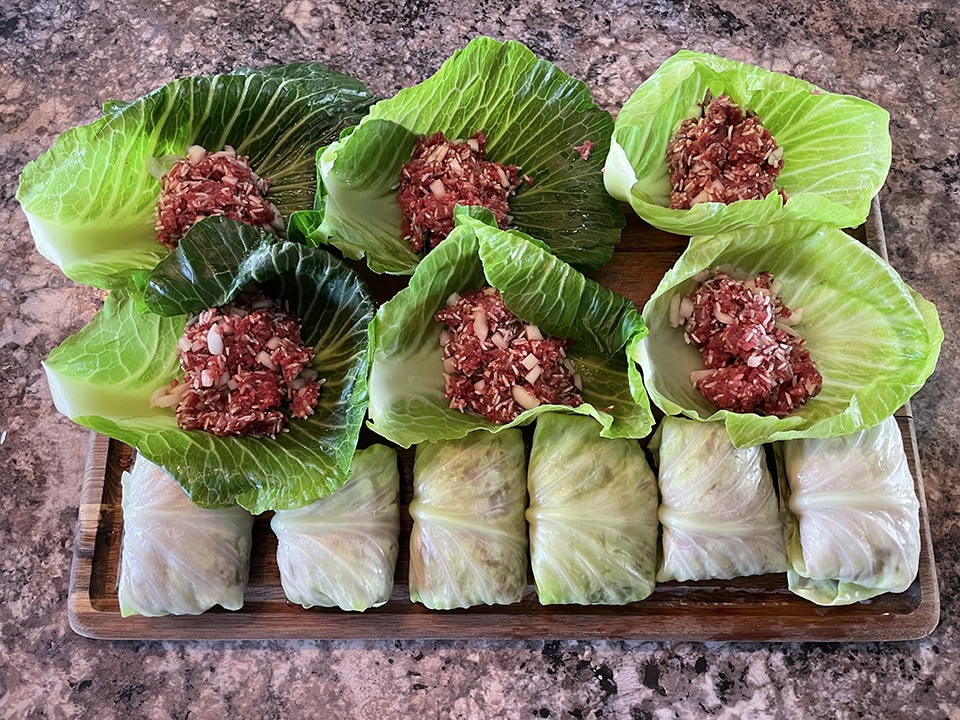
[118,413,921,616]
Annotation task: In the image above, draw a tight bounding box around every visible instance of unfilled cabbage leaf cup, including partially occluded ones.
[367,208,654,448]
[604,50,892,236]
[634,222,942,448]
[18,63,375,289]
[290,36,624,275]
[43,217,375,514]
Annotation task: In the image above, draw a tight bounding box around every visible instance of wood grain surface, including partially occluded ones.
[67,200,941,641]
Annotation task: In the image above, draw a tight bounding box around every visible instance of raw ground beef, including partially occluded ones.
[672,268,822,417]
[666,94,785,210]
[152,293,324,437]
[155,145,284,249]
[435,287,582,424]
[397,131,522,253]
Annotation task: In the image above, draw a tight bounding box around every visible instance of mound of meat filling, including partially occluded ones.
[671,268,822,417]
[666,94,785,210]
[397,131,523,253]
[155,144,284,249]
[152,293,324,438]
[435,287,582,424]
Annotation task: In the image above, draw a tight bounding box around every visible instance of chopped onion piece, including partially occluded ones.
[669,294,682,328]
[472,311,489,343]
[207,325,224,355]
[512,384,541,410]
[429,179,446,197]
[257,351,278,371]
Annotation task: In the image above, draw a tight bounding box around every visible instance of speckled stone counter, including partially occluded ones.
[2,1,958,717]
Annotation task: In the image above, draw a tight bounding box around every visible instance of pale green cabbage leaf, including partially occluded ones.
[635,222,942,448]
[649,416,787,582]
[290,36,624,275]
[17,63,375,289]
[604,50,892,236]
[43,218,375,513]
[271,444,401,611]
[777,416,921,606]
[526,413,659,605]
[118,453,254,618]
[408,430,528,610]
[367,208,654,448]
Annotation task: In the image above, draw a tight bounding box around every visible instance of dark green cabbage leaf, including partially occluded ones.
[43,218,375,513]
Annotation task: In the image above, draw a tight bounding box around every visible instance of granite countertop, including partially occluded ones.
[2,1,958,717]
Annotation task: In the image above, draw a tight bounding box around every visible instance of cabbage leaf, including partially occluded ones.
[650,416,787,582]
[408,430,528,609]
[604,50,892,236]
[18,63,375,289]
[43,218,375,513]
[635,222,942,448]
[118,453,254,618]
[271,444,400,611]
[291,36,624,275]
[367,208,654,448]
[526,413,659,605]
[777,416,921,606]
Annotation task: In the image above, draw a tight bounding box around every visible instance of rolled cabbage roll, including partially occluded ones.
[118,454,254,617]
[270,444,401,611]
[409,430,528,609]
[779,415,921,606]
[526,414,659,605]
[651,416,787,582]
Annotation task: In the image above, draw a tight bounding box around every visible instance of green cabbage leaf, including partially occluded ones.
[119,453,254,617]
[650,416,787,582]
[409,430,529,609]
[367,208,654,448]
[777,416,921,606]
[526,413,659,605]
[291,36,624,275]
[635,222,942,448]
[43,218,375,513]
[18,63,375,289]
[604,50,892,236]
[271,444,401,611]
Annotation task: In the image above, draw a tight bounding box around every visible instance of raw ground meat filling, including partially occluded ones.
[435,287,582,424]
[155,145,284,249]
[152,293,324,438]
[397,131,522,253]
[666,94,785,210]
[673,269,822,417]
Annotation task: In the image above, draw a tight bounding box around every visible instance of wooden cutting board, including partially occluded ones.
[67,199,940,641]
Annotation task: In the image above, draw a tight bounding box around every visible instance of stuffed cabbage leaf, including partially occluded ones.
[43,218,375,513]
[526,413,659,605]
[18,63,375,289]
[118,453,254,617]
[291,36,623,275]
[367,207,653,448]
[270,444,401,611]
[408,430,528,609]
[604,49,891,236]
[651,416,787,582]
[778,415,921,605]
[635,221,942,448]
